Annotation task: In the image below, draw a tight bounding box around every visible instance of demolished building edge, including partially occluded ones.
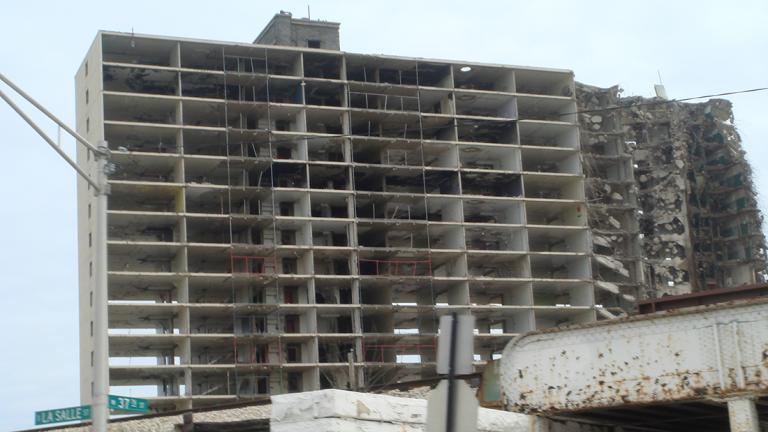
[576,82,767,302]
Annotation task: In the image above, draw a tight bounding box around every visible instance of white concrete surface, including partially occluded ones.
[270,389,531,431]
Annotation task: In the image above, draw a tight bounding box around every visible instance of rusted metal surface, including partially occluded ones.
[478,360,503,408]
[500,298,768,414]
[638,282,768,314]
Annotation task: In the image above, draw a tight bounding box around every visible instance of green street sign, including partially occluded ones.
[108,394,149,413]
[34,395,148,425]
[35,405,92,425]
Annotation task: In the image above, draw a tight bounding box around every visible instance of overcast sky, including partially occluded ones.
[1,0,766,429]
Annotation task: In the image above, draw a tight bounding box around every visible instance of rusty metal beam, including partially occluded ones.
[500,297,768,413]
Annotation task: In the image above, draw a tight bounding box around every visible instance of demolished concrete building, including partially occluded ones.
[577,85,644,310]
[578,84,767,301]
[74,11,767,413]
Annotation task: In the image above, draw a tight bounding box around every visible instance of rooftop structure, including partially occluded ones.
[75,13,601,411]
[254,11,341,50]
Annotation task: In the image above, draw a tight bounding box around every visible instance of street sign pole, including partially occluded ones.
[427,313,477,432]
[92,149,111,432]
[446,312,458,432]
[0,73,112,432]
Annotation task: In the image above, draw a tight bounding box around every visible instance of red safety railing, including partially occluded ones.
[230,254,275,275]
[358,258,432,276]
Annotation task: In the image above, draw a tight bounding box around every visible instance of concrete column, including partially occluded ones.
[529,415,549,432]
[727,397,760,432]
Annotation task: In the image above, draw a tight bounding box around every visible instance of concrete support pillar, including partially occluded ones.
[529,415,549,432]
[727,397,760,432]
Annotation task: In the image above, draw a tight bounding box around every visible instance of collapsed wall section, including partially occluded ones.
[685,99,767,289]
[577,84,642,308]
[577,83,767,300]
[621,95,694,297]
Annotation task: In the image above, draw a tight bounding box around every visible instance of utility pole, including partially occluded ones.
[92,146,111,432]
[0,73,111,432]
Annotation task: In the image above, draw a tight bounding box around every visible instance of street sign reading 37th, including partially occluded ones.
[108,395,149,412]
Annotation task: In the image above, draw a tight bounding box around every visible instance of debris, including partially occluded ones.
[608,216,621,229]
[579,83,767,301]
[594,280,620,294]
[592,235,612,248]
[594,255,630,278]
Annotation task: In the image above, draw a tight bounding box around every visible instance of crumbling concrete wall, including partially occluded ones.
[685,99,767,288]
[577,84,643,306]
[622,95,695,297]
[577,84,767,300]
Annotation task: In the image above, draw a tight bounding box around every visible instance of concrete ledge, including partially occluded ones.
[272,418,423,432]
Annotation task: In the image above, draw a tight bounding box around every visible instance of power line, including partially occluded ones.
[561,86,768,117]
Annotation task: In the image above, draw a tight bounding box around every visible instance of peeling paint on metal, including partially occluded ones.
[500,298,768,413]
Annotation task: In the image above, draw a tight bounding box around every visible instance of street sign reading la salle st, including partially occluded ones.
[35,395,149,425]
[35,405,91,425]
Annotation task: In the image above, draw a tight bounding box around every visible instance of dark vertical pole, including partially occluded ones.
[181,412,194,432]
[446,312,458,432]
